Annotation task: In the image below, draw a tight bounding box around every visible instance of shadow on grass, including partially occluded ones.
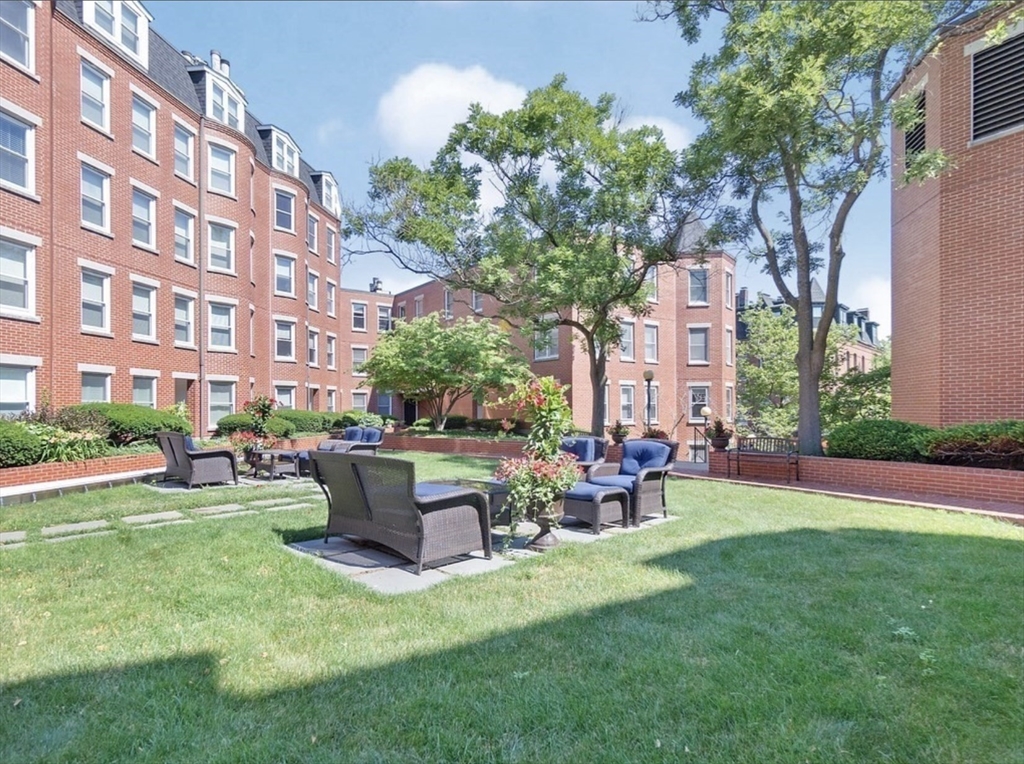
[2,529,1021,764]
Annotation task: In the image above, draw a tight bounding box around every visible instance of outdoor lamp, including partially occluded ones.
[643,370,655,432]
[700,405,712,430]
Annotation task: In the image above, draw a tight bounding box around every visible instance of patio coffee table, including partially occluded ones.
[247,449,299,480]
[432,478,511,525]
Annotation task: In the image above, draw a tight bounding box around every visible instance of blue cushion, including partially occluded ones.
[297,450,310,460]
[184,435,196,451]
[560,437,595,462]
[588,474,638,492]
[343,426,363,442]
[621,441,671,475]
[361,428,383,443]
[565,481,612,500]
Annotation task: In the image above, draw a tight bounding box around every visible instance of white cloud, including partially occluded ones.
[847,276,891,340]
[377,63,527,162]
[620,115,691,152]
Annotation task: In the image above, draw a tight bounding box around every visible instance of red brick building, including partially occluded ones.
[891,11,1024,426]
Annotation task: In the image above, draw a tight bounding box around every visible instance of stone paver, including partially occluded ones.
[265,502,313,512]
[192,504,245,516]
[327,547,407,571]
[291,537,360,557]
[441,555,516,576]
[0,531,27,544]
[134,519,194,530]
[122,511,185,525]
[248,498,297,507]
[203,510,259,520]
[41,520,110,537]
[358,566,449,594]
[45,531,116,543]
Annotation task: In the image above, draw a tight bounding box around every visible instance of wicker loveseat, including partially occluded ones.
[310,451,492,574]
[587,438,678,525]
[156,431,238,489]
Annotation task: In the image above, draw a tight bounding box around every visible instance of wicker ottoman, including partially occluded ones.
[562,482,630,534]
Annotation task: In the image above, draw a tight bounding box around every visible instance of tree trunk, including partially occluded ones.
[588,348,608,437]
[796,345,823,456]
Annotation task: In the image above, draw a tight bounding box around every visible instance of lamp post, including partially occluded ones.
[643,369,654,434]
[700,405,712,432]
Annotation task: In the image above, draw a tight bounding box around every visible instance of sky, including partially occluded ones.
[149,0,893,337]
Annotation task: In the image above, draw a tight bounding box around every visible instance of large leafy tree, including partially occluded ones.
[357,313,528,430]
[649,0,1003,454]
[348,76,695,435]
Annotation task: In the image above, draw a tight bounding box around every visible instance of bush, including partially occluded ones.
[826,419,934,462]
[469,418,505,433]
[357,413,385,428]
[63,403,191,445]
[335,410,364,428]
[443,415,469,430]
[273,409,332,433]
[216,414,295,438]
[21,422,109,462]
[413,418,434,429]
[265,416,295,438]
[919,420,1024,470]
[0,420,44,467]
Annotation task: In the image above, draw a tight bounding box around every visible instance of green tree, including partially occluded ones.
[820,345,892,434]
[650,0,1005,454]
[357,313,528,430]
[348,76,695,436]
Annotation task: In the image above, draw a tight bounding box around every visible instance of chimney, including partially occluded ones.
[369,277,382,293]
[220,58,230,78]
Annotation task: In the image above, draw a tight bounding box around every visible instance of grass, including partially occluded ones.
[1,452,1021,763]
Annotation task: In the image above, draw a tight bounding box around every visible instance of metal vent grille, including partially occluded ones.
[905,91,926,155]
[973,32,1024,140]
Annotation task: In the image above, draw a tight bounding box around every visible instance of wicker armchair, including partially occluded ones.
[587,438,678,525]
[559,436,609,468]
[310,451,492,575]
[156,431,238,489]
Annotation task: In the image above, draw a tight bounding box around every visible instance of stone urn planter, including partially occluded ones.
[710,436,731,450]
[525,496,565,552]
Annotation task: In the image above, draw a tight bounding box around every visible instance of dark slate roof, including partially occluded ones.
[671,217,709,254]
[299,159,322,208]
[245,113,270,167]
[809,278,827,304]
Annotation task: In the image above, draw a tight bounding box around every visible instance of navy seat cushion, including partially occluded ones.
[560,437,595,462]
[621,441,671,475]
[343,426,363,441]
[184,435,196,451]
[565,481,616,500]
[297,450,310,460]
[588,474,638,492]
[361,428,383,443]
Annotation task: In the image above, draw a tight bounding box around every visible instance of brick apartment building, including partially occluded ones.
[891,9,1024,427]
[0,0,383,433]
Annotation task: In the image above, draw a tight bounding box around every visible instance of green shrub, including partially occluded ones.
[826,419,934,462]
[413,418,434,429]
[0,420,44,467]
[21,422,109,462]
[443,415,469,430]
[336,410,363,428]
[919,420,1024,470]
[63,403,191,445]
[357,413,385,428]
[214,413,254,435]
[265,416,295,438]
[273,409,331,433]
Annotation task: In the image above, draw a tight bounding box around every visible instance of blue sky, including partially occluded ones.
[149,0,892,337]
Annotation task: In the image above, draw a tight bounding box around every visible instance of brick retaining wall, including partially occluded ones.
[382,434,526,459]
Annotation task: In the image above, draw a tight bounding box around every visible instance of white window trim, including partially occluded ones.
[643,321,659,364]
[270,129,301,177]
[79,55,112,136]
[725,270,734,310]
[642,381,661,425]
[688,268,710,306]
[307,328,320,367]
[352,300,368,332]
[273,317,297,362]
[207,378,236,431]
[273,382,297,410]
[725,384,735,423]
[129,87,158,162]
[351,345,369,377]
[377,303,392,333]
[0,0,36,76]
[79,367,112,403]
[307,267,319,311]
[725,327,735,367]
[0,361,37,415]
[533,318,559,361]
[321,174,340,217]
[130,371,158,407]
[207,140,236,199]
[687,323,712,365]
[207,217,237,275]
[171,115,196,183]
[172,201,197,265]
[619,382,636,425]
[307,211,319,254]
[0,227,39,321]
[82,0,151,67]
[0,100,39,198]
[172,289,196,348]
[966,25,1024,146]
[129,276,158,343]
[413,295,424,317]
[79,264,112,335]
[351,390,369,411]
[687,383,711,424]
[273,251,297,298]
[204,73,245,131]
[326,278,337,317]
[471,290,483,313]
[326,332,338,370]
[207,299,237,353]
[645,265,659,303]
[79,153,113,236]
[442,289,453,319]
[619,319,635,362]
[273,186,296,233]
[130,182,158,252]
[325,225,338,264]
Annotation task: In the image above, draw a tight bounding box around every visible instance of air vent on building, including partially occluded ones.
[972,31,1024,140]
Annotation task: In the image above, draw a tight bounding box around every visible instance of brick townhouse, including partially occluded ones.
[0,0,381,433]
[890,8,1024,427]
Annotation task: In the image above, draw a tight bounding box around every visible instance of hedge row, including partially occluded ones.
[65,403,191,445]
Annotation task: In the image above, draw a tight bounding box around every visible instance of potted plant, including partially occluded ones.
[494,376,582,551]
[708,417,733,450]
[642,427,669,439]
[608,420,630,445]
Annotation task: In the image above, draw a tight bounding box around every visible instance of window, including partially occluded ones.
[0,363,34,416]
[443,289,453,319]
[378,392,393,417]
[321,175,340,216]
[173,294,194,345]
[603,383,610,425]
[377,305,391,332]
[689,269,708,304]
[351,391,368,412]
[209,381,234,428]
[326,281,336,316]
[81,372,110,403]
[274,190,294,231]
[273,385,295,410]
[620,321,635,361]
[325,228,336,264]
[352,302,367,331]
[645,265,658,302]
[689,386,709,420]
[397,303,406,319]
[972,32,1024,141]
[131,188,156,248]
[307,214,318,253]
[326,388,336,413]
[725,328,734,366]
[209,145,235,195]
[81,269,109,332]
[307,387,318,412]
[306,270,318,309]
[208,302,234,349]
[0,109,35,194]
[119,3,141,55]
[689,327,709,363]
[0,1,33,71]
[274,320,295,361]
[326,334,336,369]
[94,0,115,35]
[725,271,734,309]
[81,163,109,232]
[208,222,234,272]
[132,376,156,408]
[174,207,194,262]
[471,290,483,313]
[645,384,659,424]
[80,60,109,131]
[173,124,193,178]
[131,283,155,340]
[131,95,155,157]
[352,347,368,376]
[210,81,240,130]
[307,329,319,366]
[274,254,294,296]
[84,0,148,64]
[725,386,734,421]
[414,296,423,317]
[620,384,635,423]
[0,235,35,317]
[644,324,658,363]
[273,133,298,176]
[534,322,558,361]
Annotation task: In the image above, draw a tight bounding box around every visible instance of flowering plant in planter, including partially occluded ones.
[229,430,277,455]
[608,420,630,443]
[242,395,276,437]
[709,417,733,439]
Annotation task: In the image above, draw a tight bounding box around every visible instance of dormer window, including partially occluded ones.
[83,1,150,67]
[272,132,299,177]
[210,81,241,130]
[321,175,340,217]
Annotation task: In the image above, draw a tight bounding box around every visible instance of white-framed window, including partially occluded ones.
[208,221,235,273]
[689,385,709,421]
[209,144,235,196]
[208,380,235,428]
[620,384,635,424]
[80,59,110,132]
[689,269,709,305]
[131,187,156,248]
[0,0,34,73]
[326,334,337,369]
[620,320,635,361]
[352,346,368,376]
[351,391,369,412]
[0,107,36,195]
[725,271,734,309]
[131,94,156,158]
[688,326,710,364]
[414,296,423,317]
[533,323,558,361]
[80,268,110,333]
[326,388,336,413]
[273,132,299,176]
[443,289,453,319]
[80,161,110,233]
[83,0,149,66]
[306,269,318,310]
[645,265,658,302]
[274,319,295,361]
[0,361,36,416]
[307,329,319,366]
[131,282,156,341]
[603,382,610,426]
[326,280,336,316]
[173,122,194,180]
[209,80,241,130]
[248,305,255,357]
[132,374,157,408]
[81,371,111,403]
[306,214,318,253]
[397,302,406,319]
[471,290,483,313]
[377,305,392,332]
[352,301,367,331]
[0,232,37,318]
[274,385,295,410]
[378,392,393,417]
[644,323,659,363]
[326,228,337,264]
[208,301,235,350]
[274,189,294,232]
[725,327,734,366]
[725,385,734,422]
[173,206,195,263]
[173,292,194,346]
[274,253,295,296]
[306,386,318,412]
[645,383,660,424]
[321,174,340,216]
[971,30,1024,141]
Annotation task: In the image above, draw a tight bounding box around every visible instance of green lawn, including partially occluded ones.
[1,453,1021,763]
